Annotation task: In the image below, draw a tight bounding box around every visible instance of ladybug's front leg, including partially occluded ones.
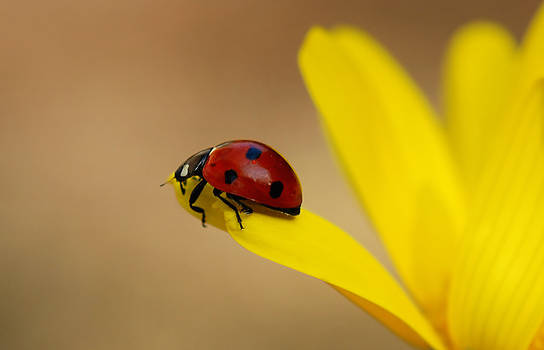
[189,178,207,227]
[213,188,244,230]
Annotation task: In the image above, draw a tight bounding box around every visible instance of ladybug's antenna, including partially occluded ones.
[160,174,176,187]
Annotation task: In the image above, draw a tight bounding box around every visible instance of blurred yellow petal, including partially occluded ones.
[299,26,466,319]
[443,22,517,189]
[448,81,544,350]
[517,2,544,96]
[496,3,544,143]
[168,176,446,349]
[224,209,446,350]
[531,324,544,350]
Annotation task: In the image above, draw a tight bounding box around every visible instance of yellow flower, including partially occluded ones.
[166,4,544,349]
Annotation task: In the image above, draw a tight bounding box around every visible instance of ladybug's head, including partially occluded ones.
[174,147,212,183]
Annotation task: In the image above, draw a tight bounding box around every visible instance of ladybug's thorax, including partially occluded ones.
[175,147,212,182]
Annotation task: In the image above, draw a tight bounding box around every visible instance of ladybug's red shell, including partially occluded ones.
[202,140,302,210]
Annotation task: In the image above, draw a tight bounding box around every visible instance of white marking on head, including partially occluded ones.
[180,163,189,177]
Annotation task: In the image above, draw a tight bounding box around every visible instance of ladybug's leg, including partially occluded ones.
[189,179,207,227]
[213,188,244,230]
[226,193,253,214]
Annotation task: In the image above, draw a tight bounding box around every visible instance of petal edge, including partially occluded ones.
[299,26,466,319]
[225,209,446,350]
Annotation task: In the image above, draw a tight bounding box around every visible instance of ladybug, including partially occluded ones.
[170,140,302,229]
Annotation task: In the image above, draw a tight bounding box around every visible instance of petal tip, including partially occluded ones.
[449,20,516,50]
[299,26,330,57]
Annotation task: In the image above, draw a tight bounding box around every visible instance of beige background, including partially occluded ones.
[0,1,540,349]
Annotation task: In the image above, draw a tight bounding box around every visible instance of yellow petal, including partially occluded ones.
[225,209,446,350]
[299,27,466,318]
[443,22,517,189]
[448,81,544,350]
[517,2,544,96]
[168,176,446,349]
[530,323,544,350]
[496,2,544,142]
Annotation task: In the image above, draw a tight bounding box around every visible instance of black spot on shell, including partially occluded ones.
[269,181,283,198]
[224,169,238,184]
[246,147,262,160]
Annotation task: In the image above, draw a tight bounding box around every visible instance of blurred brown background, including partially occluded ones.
[0,1,540,349]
